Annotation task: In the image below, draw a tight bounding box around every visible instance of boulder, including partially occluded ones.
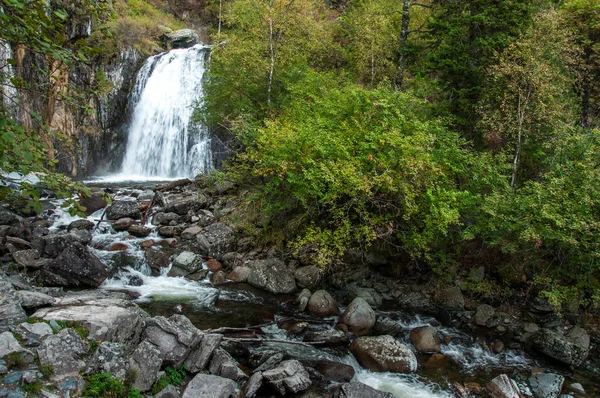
[79,193,107,216]
[196,223,236,259]
[307,290,340,318]
[155,385,180,398]
[247,258,296,294]
[297,288,311,312]
[19,322,53,338]
[339,297,376,336]
[528,373,565,398]
[43,242,108,287]
[113,218,135,232]
[145,248,173,275]
[0,209,21,225]
[244,372,263,398]
[294,266,321,289]
[210,271,227,286]
[564,326,590,349]
[85,342,129,380]
[208,348,247,382]
[372,316,403,337]
[42,234,76,257]
[181,226,202,240]
[107,200,140,220]
[348,287,383,308]
[37,329,87,381]
[530,328,588,367]
[158,226,182,237]
[474,304,495,326]
[15,291,56,308]
[11,249,40,268]
[207,258,222,272]
[0,300,27,332]
[262,359,312,395]
[303,359,355,383]
[130,340,163,392]
[128,225,151,238]
[182,374,237,398]
[304,329,349,345]
[31,293,148,343]
[487,374,521,398]
[0,331,34,364]
[434,287,464,311]
[332,382,395,398]
[168,251,203,277]
[143,315,203,366]
[152,212,180,226]
[69,229,93,245]
[67,219,94,232]
[184,333,223,372]
[164,194,208,215]
[350,335,417,373]
[226,266,251,283]
[409,326,441,353]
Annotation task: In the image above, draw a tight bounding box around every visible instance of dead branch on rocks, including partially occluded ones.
[155,179,192,192]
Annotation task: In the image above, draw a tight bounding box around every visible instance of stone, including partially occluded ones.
[372,316,403,337]
[303,359,355,383]
[0,210,21,225]
[130,340,162,392]
[163,29,201,49]
[128,225,151,238]
[0,332,34,364]
[0,300,26,332]
[145,248,173,275]
[69,229,92,245]
[108,242,128,251]
[564,326,590,349]
[207,258,222,272]
[566,383,585,396]
[303,329,348,345]
[424,353,448,369]
[67,219,94,232]
[247,258,296,294]
[140,239,155,248]
[43,242,108,287]
[307,290,340,318]
[340,297,376,336]
[332,382,395,398]
[294,266,321,289]
[155,384,180,398]
[37,329,87,381]
[19,322,53,337]
[107,200,140,220]
[528,373,565,398]
[474,304,496,326]
[15,291,55,308]
[262,359,312,395]
[348,287,383,308]
[42,234,75,257]
[409,326,441,353]
[244,372,263,398]
[113,218,135,232]
[210,271,227,286]
[209,348,247,382]
[182,373,237,398]
[152,212,180,226]
[158,226,181,237]
[196,223,236,259]
[227,266,251,283]
[530,328,588,367]
[85,342,129,380]
[491,339,505,354]
[79,193,107,216]
[168,251,203,277]
[31,293,148,343]
[144,315,203,366]
[181,226,202,240]
[349,335,417,373]
[184,333,222,372]
[435,287,464,311]
[298,288,311,312]
[164,194,208,216]
[487,374,521,398]
[186,269,209,281]
[11,249,40,268]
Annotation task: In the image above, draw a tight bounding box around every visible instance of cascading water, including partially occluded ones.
[120,44,212,179]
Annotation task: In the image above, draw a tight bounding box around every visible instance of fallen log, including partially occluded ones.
[155,178,192,192]
[221,337,326,347]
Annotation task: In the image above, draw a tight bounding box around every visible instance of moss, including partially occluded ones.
[5,352,27,369]
[23,380,43,393]
[40,363,55,379]
[83,373,125,398]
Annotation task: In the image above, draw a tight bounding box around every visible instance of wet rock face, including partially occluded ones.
[349,335,418,373]
[247,258,297,294]
[530,328,589,367]
[43,242,108,287]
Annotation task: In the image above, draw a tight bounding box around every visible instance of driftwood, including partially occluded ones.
[94,207,108,230]
[221,337,326,347]
[140,194,157,226]
[155,178,192,192]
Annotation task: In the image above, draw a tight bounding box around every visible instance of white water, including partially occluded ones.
[119,44,212,179]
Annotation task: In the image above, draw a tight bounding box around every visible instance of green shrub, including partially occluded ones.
[5,352,27,369]
[23,380,43,393]
[83,373,126,398]
[151,365,187,395]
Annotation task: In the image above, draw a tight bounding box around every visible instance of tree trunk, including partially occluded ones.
[267,0,275,107]
[394,0,411,90]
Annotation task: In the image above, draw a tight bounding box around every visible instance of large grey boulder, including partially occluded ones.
[307,290,340,318]
[11,249,41,268]
[294,266,321,289]
[409,326,441,353]
[184,333,222,372]
[0,332,34,364]
[152,212,180,226]
[350,335,417,373]
[262,359,312,395]
[37,329,87,381]
[15,290,56,308]
[182,374,237,398]
[143,315,203,366]
[247,258,296,294]
[67,219,94,232]
[163,29,201,49]
[107,200,140,220]
[339,297,376,336]
[163,193,208,215]
[168,251,204,277]
[530,328,588,367]
[528,373,565,398]
[85,342,129,380]
[42,242,108,287]
[196,223,236,259]
[130,340,163,392]
[32,292,148,344]
[487,374,521,398]
[332,382,395,398]
[42,233,76,257]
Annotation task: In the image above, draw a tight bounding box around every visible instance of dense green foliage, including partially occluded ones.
[205,0,600,306]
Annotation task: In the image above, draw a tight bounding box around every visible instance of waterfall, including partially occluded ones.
[120,44,212,179]
[0,40,20,122]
